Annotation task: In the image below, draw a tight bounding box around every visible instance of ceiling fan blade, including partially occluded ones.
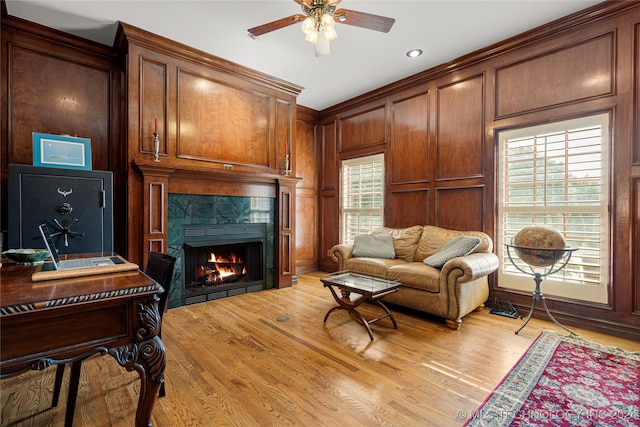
[315,34,331,57]
[333,9,395,33]
[248,14,305,37]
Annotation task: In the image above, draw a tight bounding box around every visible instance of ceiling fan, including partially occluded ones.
[247,0,395,56]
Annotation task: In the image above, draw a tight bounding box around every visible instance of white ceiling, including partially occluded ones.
[5,0,602,110]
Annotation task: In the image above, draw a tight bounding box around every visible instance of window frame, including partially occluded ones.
[339,153,385,244]
[496,113,610,304]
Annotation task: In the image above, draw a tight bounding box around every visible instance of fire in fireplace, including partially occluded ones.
[181,223,266,305]
[197,246,247,286]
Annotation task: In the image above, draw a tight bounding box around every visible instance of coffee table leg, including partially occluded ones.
[355,313,375,341]
[324,304,374,340]
[323,306,343,323]
[324,285,376,339]
[373,300,398,329]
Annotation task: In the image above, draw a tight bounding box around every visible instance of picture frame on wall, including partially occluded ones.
[32,132,92,170]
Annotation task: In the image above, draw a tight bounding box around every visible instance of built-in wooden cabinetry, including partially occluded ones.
[316,2,640,340]
[115,23,301,287]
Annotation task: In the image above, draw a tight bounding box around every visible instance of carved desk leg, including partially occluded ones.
[109,297,166,427]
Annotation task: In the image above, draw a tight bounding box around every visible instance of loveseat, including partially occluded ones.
[330,225,499,330]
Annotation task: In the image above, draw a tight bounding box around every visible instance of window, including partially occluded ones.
[340,154,385,244]
[497,114,609,303]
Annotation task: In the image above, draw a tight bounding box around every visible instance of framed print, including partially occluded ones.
[33,132,92,170]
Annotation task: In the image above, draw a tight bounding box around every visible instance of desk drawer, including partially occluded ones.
[1,301,131,363]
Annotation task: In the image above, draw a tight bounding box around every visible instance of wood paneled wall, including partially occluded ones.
[115,23,302,280]
[317,75,492,267]
[316,2,640,340]
[0,11,124,251]
[294,106,320,273]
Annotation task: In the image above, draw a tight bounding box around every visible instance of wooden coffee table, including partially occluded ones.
[321,271,400,340]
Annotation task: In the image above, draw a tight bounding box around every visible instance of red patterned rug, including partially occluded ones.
[464,331,640,426]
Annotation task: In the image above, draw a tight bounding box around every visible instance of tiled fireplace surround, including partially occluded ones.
[167,194,275,309]
[135,163,297,310]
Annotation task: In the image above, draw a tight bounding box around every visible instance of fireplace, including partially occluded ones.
[166,193,276,309]
[181,223,267,305]
[137,162,297,310]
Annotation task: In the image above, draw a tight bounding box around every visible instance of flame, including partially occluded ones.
[207,251,244,279]
[208,251,242,263]
[217,265,235,279]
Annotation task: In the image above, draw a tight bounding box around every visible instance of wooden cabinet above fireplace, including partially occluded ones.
[115,22,301,175]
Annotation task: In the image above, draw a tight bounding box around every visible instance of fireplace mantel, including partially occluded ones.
[135,159,299,186]
[134,160,299,289]
[135,159,300,197]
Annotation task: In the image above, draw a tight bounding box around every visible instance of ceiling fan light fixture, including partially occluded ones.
[324,28,337,42]
[320,13,337,42]
[301,15,316,35]
[305,30,319,44]
[320,13,335,30]
[301,9,338,47]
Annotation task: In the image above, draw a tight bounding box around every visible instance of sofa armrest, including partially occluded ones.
[440,252,499,283]
[440,252,499,324]
[330,243,353,271]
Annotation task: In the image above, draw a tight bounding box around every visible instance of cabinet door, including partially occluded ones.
[8,165,113,254]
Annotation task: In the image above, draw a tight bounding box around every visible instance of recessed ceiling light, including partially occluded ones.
[406,49,423,58]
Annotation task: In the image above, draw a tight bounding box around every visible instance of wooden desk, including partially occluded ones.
[0,258,165,427]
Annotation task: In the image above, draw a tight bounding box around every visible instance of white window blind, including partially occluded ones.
[497,114,609,303]
[341,154,384,244]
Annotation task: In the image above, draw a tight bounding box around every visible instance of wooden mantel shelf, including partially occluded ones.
[134,159,301,188]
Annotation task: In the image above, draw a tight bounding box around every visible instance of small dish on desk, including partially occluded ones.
[2,249,50,264]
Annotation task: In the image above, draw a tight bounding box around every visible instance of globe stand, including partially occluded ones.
[505,244,578,336]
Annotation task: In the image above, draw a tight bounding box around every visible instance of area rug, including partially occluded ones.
[464,331,640,426]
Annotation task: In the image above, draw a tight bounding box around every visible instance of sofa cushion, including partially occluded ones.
[352,234,396,259]
[372,225,423,262]
[344,257,406,278]
[423,235,482,268]
[386,262,440,293]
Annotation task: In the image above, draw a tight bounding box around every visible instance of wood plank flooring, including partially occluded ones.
[2,271,638,426]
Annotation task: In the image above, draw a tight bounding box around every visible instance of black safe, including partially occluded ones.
[8,164,114,254]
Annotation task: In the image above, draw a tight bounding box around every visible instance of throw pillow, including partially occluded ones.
[372,225,423,262]
[352,234,396,259]
[423,235,482,268]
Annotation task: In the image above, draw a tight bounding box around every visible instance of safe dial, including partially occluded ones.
[57,202,73,214]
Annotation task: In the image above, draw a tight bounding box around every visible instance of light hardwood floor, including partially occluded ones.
[2,271,638,427]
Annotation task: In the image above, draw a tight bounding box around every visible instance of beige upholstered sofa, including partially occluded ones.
[330,225,499,330]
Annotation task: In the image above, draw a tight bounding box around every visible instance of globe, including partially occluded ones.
[512,225,567,267]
